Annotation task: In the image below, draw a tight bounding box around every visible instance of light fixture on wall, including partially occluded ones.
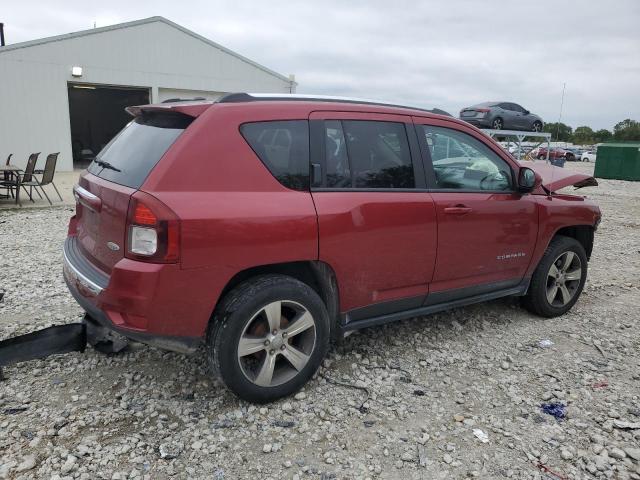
[71,66,83,77]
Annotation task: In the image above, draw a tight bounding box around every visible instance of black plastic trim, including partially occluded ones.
[424,278,521,306]
[341,278,530,332]
[345,295,425,323]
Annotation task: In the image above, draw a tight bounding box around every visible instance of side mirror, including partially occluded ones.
[523,110,530,115]
[518,167,542,193]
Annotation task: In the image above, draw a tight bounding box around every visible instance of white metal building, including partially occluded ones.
[0,17,296,171]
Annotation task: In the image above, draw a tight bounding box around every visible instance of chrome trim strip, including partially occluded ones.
[73,184,99,201]
[63,246,104,295]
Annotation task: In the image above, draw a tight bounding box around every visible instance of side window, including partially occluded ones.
[323,120,414,189]
[240,120,309,191]
[325,120,351,188]
[420,125,512,191]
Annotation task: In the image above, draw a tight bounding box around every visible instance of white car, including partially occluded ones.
[581,151,597,162]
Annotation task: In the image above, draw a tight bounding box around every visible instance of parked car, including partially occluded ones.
[531,147,569,161]
[564,148,585,161]
[459,102,544,132]
[581,150,597,162]
[64,93,600,403]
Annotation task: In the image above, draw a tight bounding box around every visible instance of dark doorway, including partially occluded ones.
[68,83,150,169]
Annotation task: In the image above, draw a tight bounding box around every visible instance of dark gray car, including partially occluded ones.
[459,102,544,132]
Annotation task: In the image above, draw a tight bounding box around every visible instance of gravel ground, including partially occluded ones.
[1,162,639,480]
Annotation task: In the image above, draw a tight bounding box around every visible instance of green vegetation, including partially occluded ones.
[542,119,639,144]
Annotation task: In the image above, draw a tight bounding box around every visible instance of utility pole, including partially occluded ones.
[555,82,566,144]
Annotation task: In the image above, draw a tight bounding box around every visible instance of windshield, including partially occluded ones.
[87,113,193,188]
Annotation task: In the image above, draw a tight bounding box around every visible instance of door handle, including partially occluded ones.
[444,205,472,215]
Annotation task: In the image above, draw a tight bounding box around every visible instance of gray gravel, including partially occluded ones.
[1,163,639,479]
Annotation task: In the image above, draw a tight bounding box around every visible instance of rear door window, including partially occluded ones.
[323,120,415,189]
[240,120,310,191]
[87,112,192,189]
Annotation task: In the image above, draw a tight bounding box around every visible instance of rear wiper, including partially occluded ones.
[94,159,121,172]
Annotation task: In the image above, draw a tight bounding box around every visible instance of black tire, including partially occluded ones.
[523,236,588,318]
[492,118,503,130]
[538,154,546,160]
[207,275,330,403]
[532,121,543,132]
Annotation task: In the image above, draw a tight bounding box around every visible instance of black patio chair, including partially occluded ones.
[0,153,40,206]
[32,153,63,203]
[2,154,13,198]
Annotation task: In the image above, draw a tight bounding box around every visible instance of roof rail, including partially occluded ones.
[161,97,207,103]
[216,93,451,116]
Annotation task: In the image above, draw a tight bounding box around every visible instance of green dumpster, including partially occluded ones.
[594,142,640,181]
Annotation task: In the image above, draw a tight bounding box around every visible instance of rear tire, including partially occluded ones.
[523,236,588,318]
[538,154,546,160]
[492,118,504,130]
[207,275,330,403]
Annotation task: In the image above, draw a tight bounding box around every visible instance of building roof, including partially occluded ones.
[0,16,293,84]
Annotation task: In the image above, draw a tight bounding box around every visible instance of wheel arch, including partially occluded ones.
[553,225,595,260]
[212,261,341,341]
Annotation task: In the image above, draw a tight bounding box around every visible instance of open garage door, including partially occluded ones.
[68,83,150,169]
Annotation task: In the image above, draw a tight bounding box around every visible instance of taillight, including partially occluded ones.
[125,191,180,263]
[476,108,490,113]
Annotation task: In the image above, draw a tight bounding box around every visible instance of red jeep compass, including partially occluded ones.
[64,93,601,402]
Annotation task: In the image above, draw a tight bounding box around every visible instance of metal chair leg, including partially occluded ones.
[40,186,52,206]
[51,181,63,202]
[33,185,43,199]
[22,185,34,202]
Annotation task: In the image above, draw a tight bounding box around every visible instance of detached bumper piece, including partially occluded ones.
[0,316,130,379]
[0,323,86,378]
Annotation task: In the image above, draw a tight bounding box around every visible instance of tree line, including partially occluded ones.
[542,119,640,144]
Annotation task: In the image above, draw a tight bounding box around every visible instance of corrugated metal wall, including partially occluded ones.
[0,20,294,171]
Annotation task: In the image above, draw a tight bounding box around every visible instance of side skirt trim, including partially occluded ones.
[341,278,530,333]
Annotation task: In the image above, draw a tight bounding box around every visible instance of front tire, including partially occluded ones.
[523,236,588,317]
[532,121,543,132]
[207,275,330,403]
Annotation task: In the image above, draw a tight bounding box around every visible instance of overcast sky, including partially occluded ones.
[3,1,639,130]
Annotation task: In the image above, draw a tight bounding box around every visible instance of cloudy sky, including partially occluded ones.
[4,0,639,130]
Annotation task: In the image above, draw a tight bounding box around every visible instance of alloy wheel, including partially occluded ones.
[493,119,503,130]
[237,300,317,387]
[546,251,582,307]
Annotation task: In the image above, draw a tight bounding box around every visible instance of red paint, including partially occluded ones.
[65,99,601,341]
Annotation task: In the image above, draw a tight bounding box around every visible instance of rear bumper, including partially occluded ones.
[63,237,202,353]
[460,117,491,128]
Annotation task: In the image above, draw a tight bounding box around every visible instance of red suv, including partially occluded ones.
[64,93,600,402]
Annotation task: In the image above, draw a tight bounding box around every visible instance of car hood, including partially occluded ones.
[527,162,598,192]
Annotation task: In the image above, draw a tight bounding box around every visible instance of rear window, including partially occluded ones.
[240,120,309,191]
[87,113,192,188]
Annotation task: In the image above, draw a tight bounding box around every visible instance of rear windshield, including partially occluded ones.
[87,113,192,188]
